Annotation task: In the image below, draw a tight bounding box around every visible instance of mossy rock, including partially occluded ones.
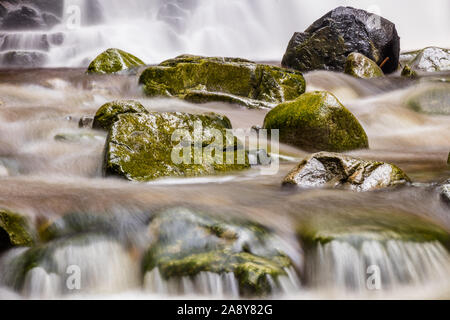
[283,152,410,191]
[93,100,148,130]
[401,47,450,72]
[400,65,418,78]
[440,179,450,205]
[138,54,305,109]
[142,207,293,296]
[406,85,450,115]
[104,112,249,182]
[297,207,450,248]
[87,48,145,74]
[263,91,369,152]
[344,52,383,79]
[0,209,35,250]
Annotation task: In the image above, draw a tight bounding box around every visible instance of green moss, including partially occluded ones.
[93,100,148,130]
[344,52,383,79]
[142,207,293,296]
[138,55,305,109]
[104,112,249,182]
[401,65,417,78]
[87,48,145,74]
[263,91,369,152]
[0,209,35,248]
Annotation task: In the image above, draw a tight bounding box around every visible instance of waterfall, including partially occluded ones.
[0,0,448,68]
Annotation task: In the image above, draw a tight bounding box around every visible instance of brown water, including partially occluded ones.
[0,68,449,299]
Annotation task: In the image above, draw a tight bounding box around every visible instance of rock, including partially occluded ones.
[87,48,145,74]
[78,116,94,128]
[440,179,450,205]
[403,47,450,72]
[407,85,450,115]
[263,91,368,152]
[138,55,306,109]
[1,6,45,30]
[93,100,148,130]
[23,0,64,18]
[54,133,104,143]
[283,152,410,191]
[104,112,249,181]
[41,12,60,29]
[401,65,418,78]
[281,6,399,74]
[142,207,293,296]
[344,52,383,79]
[0,209,34,251]
[1,51,47,68]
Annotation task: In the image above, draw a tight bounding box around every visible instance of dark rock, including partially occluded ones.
[23,0,64,18]
[48,32,64,46]
[1,51,47,68]
[282,6,400,74]
[401,65,418,78]
[283,152,411,191]
[263,91,368,152]
[78,116,94,129]
[42,12,60,29]
[0,4,7,18]
[1,6,45,30]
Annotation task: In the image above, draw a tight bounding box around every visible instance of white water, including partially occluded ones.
[0,0,449,67]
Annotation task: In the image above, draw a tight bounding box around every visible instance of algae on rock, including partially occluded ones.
[138,55,306,109]
[263,91,369,152]
[344,52,384,79]
[93,100,148,130]
[0,209,35,249]
[87,48,145,74]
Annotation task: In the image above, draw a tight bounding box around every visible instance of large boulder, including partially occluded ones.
[281,6,400,74]
[104,112,249,181]
[0,209,35,251]
[401,47,450,72]
[142,207,294,296]
[263,91,368,152]
[93,100,148,130]
[138,55,306,109]
[283,152,411,191]
[87,48,145,74]
[344,52,384,79]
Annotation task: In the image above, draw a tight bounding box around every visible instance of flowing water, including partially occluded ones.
[0,0,449,300]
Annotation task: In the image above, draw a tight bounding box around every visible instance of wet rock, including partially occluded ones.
[440,179,450,205]
[401,65,418,78]
[282,6,400,74]
[93,100,148,130]
[1,51,47,68]
[78,116,94,129]
[263,91,368,152]
[87,48,145,74]
[23,0,64,18]
[42,12,60,29]
[139,55,306,109]
[1,6,45,30]
[104,112,249,182]
[142,207,293,296]
[54,133,104,143]
[407,85,450,115]
[403,47,450,72]
[283,152,410,191]
[0,209,35,251]
[344,52,383,79]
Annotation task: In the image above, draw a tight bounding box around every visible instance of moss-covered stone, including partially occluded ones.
[142,207,293,296]
[93,100,148,130]
[401,65,418,78]
[406,85,450,115]
[400,47,450,72]
[263,91,369,152]
[104,112,249,182]
[0,209,35,249]
[138,55,306,109]
[87,48,145,74]
[297,207,450,248]
[283,152,410,191]
[344,52,383,79]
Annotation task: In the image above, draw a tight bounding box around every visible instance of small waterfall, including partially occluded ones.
[305,239,450,294]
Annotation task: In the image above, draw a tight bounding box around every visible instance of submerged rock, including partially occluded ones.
[0,209,35,250]
[263,91,368,152]
[344,52,383,79]
[138,55,306,109]
[406,85,450,115]
[93,100,148,130]
[283,152,410,191]
[401,65,418,78]
[1,51,47,68]
[142,207,294,296]
[104,112,249,182]
[402,47,450,72]
[54,132,104,143]
[78,116,94,129]
[87,48,145,74]
[282,6,400,74]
